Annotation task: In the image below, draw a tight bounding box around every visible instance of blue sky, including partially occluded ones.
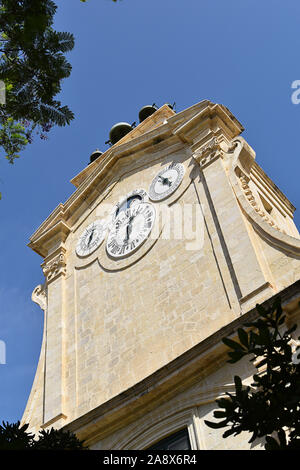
[1,0,300,424]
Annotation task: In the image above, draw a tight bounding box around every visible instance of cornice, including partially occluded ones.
[28,219,70,258]
[173,102,244,149]
[229,137,300,255]
[251,162,296,216]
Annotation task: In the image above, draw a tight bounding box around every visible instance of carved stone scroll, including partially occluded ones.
[193,137,222,168]
[32,284,47,312]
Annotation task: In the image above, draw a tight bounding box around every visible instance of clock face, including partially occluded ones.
[149,162,185,201]
[107,202,155,258]
[113,188,148,221]
[76,220,107,257]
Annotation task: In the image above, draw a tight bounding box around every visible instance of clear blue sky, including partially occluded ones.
[1,0,300,424]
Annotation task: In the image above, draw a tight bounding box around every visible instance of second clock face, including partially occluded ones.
[106,202,155,259]
[76,220,106,257]
[149,162,185,201]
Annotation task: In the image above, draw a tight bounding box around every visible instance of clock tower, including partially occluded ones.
[22,101,300,449]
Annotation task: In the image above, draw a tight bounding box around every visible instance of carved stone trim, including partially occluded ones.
[41,413,67,429]
[42,248,67,283]
[193,137,222,168]
[239,173,282,232]
[32,284,47,311]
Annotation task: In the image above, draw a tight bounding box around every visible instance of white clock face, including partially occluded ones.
[149,162,185,201]
[76,220,107,257]
[112,188,148,222]
[107,202,155,258]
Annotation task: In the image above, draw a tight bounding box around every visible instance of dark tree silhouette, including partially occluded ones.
[205,298,300,450]
[0,0,75,172]
[0,421,87,450]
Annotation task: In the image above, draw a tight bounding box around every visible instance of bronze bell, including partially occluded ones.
[166,102,176,111]
[109,122,133,145]
[89,149,103,164]
[138,104,158,122]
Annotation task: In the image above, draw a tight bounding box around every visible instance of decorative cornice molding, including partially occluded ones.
[29,219,71,258]
[193,137,223,168]
[173,103,243,147]
[228,137,300,255]
[42,248,67,283]
[239,173,282,232]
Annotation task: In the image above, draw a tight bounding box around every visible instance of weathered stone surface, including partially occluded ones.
[22,102,300,449]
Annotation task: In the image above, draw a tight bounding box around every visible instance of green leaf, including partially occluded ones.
[213,410,227,419]
[274,299,283,321]
[223,428,237,439]
[234,375,242,392]
[256,303,269,318]
[227,354,245,364]
[216,397,233,409]
[204,419,228,429]
[277,429,287,448]
[265,436,281,450]
[237,328,249,348]
[222,337,244,351]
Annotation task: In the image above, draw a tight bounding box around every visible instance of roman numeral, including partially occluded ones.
[111,245,119,255]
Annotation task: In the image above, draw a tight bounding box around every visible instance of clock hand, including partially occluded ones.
[87,228,95,245]
[123,214,134,243]
[125,224,130,241]
[159,175,172,186]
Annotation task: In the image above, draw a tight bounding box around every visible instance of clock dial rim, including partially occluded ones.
[111,188,149,222]
[76,220,107,257]
[149,163,185,201]
[106,202,156,259]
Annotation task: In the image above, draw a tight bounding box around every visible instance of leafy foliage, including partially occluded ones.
[0,0,75,193]
[0,420,87,450]
[0,421,33,450]
[33,427,87,450]
[204,298,300,449]
[0,0,120,198]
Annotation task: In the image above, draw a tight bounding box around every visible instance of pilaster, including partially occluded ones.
[172,104,275,311]
[40,246,67,427]
[28,216,71,429]
[198,148,273,308]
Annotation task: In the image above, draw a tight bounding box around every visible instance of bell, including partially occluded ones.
[89,149,103,164]
[109,122,133,145]
[166,102,176,111]
[138,104,158,123]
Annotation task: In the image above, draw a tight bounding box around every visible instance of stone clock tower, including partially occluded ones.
[22,101,300,450]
